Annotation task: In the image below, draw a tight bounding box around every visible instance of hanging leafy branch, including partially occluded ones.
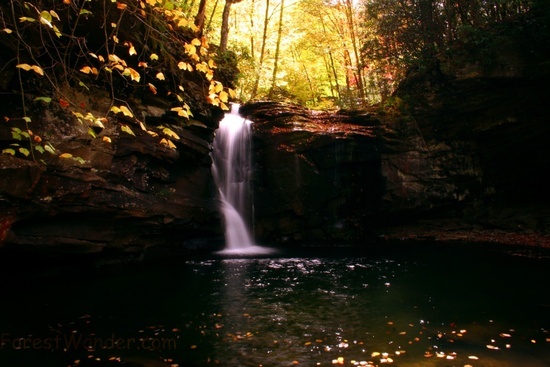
[0,0,235,163]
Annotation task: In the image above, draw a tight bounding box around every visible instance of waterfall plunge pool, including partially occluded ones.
[0,242,548,367]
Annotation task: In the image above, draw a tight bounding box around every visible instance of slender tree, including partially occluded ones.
[268,0,285,99]
[250,0,270,99]
[195,0,208,34]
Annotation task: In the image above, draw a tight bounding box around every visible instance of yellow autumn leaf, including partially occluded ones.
[17,64,44,76]
[121,125,135,136]
[184,43,196,56]
[102,136,112,143]
[159,126,180,140]
[80,66,93,74]
[128,43,137,56]
[156,72,165,80]
[147,0,158,5]
[150,53,159,61]
[148,83,157,95]
[138,61,148,68]
[228,88,237,99]
[219,90,229,103]
[59,153,73,159]
[160,138,176,149]
[208,59,217,68]
[191,38,201,46]
[177,18,188,27]
[220,102,229,111]
[50,10,60,21]
[3,28,13,34]
[16,63,32,71]
[128,68,141,82]
[119,106,133,117]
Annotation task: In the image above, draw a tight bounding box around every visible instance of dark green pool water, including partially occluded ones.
[1,243,549,367]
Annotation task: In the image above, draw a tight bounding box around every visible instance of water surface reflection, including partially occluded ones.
[0,243,548,367]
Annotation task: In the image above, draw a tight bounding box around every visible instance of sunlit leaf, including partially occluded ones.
[158,126,180,140]
[35,145,45,154]
[74,156,86,165]
[49,10,60,21]
[117,2,127,10]
[148,83,157,94]
[39,11,53,28]
[2,148,16,156]
[102,136,112,143]
[44,143,56,154]
[160,138,176,149]
[184,43,196,56]
[124,67,141,82]
[191,38,201,46]
[59,153,73,159]
[80,66,93,74]
[87,127,96,138]
[219,90,229,103]
[121,124,135,136]
[19,17,36,23]
[228,88,237,99]
[128,43,137,56]
[79,9,92,15]
[2,28,13,34]
[119,106,133,117]
[156,72,165,80]
[34,96,52,103]
[23,116,31,123]
[150,53,159,61]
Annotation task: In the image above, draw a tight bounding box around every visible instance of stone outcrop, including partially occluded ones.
[0,111,224,262]
[241,70,550,244]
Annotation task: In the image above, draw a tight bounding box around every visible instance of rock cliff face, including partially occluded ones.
[240,102,383,244]
[242,71,550,244]
[0,96,225,263]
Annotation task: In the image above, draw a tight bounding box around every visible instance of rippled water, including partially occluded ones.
[1,243,549,367]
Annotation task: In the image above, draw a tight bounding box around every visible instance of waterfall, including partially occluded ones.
[211,104,274,255]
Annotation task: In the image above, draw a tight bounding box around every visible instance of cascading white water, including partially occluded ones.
[211,104,274,255]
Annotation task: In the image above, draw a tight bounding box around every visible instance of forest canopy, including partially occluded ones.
[210,0,549,108]
[1,0,549,121]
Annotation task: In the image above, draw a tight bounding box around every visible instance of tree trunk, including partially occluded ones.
[250,0,270,99]
[195,0,208,35]
[344,0,366,105]
[219,0,233,53]
[268,0,285,100]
